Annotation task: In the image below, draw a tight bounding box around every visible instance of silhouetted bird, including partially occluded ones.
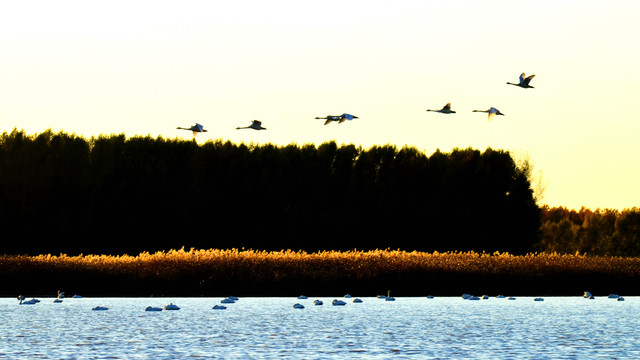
[426,103,456,114]
[315,113,358,125]
[472,107,505,121]
[507,72,535,88]
[177,123,208,137]
[236,120,266,130]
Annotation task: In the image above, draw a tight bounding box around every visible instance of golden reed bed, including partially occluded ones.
[4,249,640,297]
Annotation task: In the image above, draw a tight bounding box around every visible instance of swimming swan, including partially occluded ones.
[385,290,395,301]
[18,295,38,305]
[163,303,180,310]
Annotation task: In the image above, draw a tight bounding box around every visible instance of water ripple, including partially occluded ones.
[2,296,639,359]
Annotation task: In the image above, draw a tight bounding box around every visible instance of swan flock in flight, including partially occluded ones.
[427,72,535,121]
[177,72,535,136]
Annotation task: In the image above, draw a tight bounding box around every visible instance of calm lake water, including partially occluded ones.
[1,295,637,359]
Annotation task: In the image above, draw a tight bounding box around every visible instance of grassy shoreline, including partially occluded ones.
[4,249,640,298]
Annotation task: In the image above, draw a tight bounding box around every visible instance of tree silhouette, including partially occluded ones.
[1,130,542,255]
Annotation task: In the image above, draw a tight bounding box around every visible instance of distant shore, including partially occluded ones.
[4,249,640,298]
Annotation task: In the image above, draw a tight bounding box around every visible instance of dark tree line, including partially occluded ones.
[537,205,640,256]
[0,129,540,255]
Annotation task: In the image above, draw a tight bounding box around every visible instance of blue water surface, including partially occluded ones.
[1,295,637,359]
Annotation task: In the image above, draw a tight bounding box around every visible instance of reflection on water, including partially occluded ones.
[1,296,638,359]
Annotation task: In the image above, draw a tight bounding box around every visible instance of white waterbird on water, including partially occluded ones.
[385,290,395,301]
[426,103,456,114]
[177,123,208,137]
[18,295,38,305]
[472,107,505,121]
[507,72,535,88]
[164,303,180,310]
[236,120,267,130]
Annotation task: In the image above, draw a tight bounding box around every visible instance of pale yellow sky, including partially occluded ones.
[2,1,639,210]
